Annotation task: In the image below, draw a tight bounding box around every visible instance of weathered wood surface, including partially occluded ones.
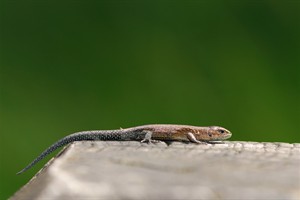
[11,141,300,200]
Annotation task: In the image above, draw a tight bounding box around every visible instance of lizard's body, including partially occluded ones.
[17,124,232,175]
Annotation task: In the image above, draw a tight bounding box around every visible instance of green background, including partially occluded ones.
[1,0,299,198]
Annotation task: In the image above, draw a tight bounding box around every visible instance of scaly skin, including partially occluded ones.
[17,124,232,175]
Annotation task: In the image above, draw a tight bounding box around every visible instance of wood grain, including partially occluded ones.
[11,141,300,200]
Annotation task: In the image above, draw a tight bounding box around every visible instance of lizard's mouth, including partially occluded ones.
[223,133,232,140]
[213,132,231,141]
[207,133,232,141]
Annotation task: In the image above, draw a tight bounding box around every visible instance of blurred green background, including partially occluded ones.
[0,0,299,198]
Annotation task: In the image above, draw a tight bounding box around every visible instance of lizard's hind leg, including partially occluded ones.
[140,131,161,144]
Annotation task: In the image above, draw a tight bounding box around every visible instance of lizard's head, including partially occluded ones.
[201,126,232,141]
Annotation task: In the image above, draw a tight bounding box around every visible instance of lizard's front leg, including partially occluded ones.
[187,132,208,145]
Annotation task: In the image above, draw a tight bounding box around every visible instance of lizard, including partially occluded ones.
[16,124,232,175]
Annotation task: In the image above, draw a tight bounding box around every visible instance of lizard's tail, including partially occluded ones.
[16,131,100,175]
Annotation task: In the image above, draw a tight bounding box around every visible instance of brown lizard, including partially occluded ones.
[17,124,232,174]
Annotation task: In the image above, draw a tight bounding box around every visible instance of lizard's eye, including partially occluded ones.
[208,133,212,137]
[218,129,225,134]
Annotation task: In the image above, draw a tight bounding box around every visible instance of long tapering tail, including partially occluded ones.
[16,131,106,175]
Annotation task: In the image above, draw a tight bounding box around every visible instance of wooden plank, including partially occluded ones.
[11,141,300,200]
